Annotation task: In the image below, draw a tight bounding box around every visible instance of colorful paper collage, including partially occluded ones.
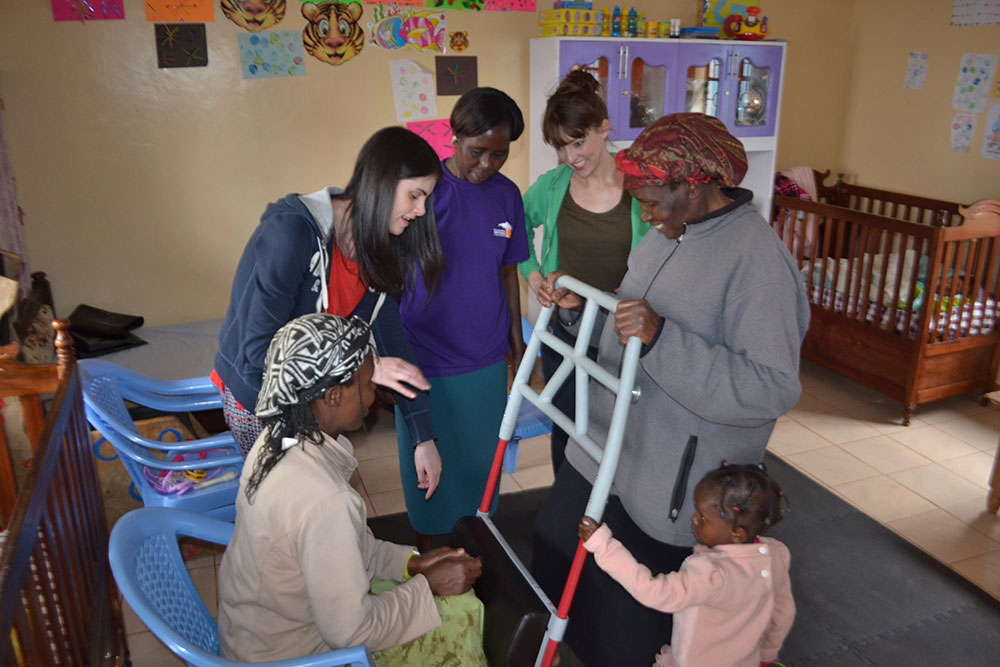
[484,0,536,11]
[904,52,928,90]
[435,56,477,95]
[52,0,125,22]
[155,23,208,68]
[370,9,446,53]
[238,31,305,79]
[364,0,425,5]
[982,102,1000,160]
[952,52,997,113]
[145,0,214,22]
[407,119,455,160]
[389,59,437,122]
[950,113,976,151]
[425,0,483,10]
[951,0,1000,26]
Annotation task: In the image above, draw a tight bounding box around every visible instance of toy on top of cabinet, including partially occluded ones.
[722,5,768,40]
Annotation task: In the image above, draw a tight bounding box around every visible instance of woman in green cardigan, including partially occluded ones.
[519,68,649,472]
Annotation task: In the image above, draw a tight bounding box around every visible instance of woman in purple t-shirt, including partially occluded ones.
[397,88,530,547]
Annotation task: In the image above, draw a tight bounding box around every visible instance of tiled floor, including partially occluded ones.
[124,359,1000,664]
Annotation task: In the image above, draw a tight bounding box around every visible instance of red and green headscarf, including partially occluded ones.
[615,113,748,190]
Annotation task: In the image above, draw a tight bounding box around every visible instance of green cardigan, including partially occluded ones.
[518,163,649,281]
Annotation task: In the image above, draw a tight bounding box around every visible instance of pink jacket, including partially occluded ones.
[584,525,794,667]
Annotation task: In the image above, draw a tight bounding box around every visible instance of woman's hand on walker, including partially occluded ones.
[537,271,583,311]
[407,547,468,577]
[578,516,600,543]
[614,299,663,345]
[414,440,442,500]
[373,356,431,399]
[422,554,483,596]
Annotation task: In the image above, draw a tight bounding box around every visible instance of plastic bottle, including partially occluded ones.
[601,5,611,35]
[627,7,637,37]
[611,5,621,37]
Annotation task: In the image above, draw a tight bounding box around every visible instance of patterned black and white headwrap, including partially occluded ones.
[255,313,372,423]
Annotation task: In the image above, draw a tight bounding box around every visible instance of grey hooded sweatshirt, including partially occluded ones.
[565,189,810,546]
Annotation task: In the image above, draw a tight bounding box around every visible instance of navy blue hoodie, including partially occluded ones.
[214,189,435,446]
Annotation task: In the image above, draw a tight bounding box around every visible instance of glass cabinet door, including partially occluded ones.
[621,43,678,142]
[675,44,730,124]
[726,44,783,137]
[560,41,622,132]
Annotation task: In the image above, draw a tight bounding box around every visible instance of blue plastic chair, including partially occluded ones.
[109,507,373,667]
[78,359,243,521]
[503,317,554,473]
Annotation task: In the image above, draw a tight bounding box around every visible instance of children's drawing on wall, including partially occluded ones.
[221,0,285,31]
[950,113,976,152]
[952,53,997,113]
[238,30,305,78]
[155,24,209,68]
[370,7,446,53]
[449,31,469,51]
[483,0,536,10]
[425,0,482,10]
[52,0,125,22]
[406,119,454,160]
[905,52,928,90]
[435,56,477,96]
[363,0,423,4]
[982,102,1000,160]
[146,0,214,22]
[389,59,437,122]
[302,1,365,65]
[951,0,1000,26]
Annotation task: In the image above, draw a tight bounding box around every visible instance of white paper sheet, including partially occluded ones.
[952,53,998,113]
[981,102,1000,160]
[951,113,976,151]
[951,0,1000,26]
[905,52,928,89]
[388,59,437,123]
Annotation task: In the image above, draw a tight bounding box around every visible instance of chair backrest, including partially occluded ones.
[109,508,232,663]
[78,360,242,520]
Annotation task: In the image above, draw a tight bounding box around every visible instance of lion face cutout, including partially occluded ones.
[302,2,365,66]
[221,0,286,32]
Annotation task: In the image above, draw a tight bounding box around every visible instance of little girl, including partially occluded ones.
[578,462,794,667]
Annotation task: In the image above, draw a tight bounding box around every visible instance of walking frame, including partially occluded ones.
[475,275,642,667]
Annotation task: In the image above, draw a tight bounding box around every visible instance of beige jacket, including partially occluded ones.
[218,431,441,662]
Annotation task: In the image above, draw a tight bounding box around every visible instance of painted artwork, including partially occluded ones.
[389,59,437,122]
[425,0,482,10]
[364,0,424,5]
[52,0,125,21]
[982,102,1000,160]
[484,0,535,11]
[238,31,305,78]
[370,8,446,53]
[301,1,365,66]
[950,113,976,152]
[155,24,209,68]
[952,53,997,113]
[905,52,928,90]
[951,0,1000,26]
[145,0,214,22]
[407,119,454,160]
[221,0,285,32]
[436,56,477,96]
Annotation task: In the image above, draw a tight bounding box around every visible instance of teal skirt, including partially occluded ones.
[395,361,506,535]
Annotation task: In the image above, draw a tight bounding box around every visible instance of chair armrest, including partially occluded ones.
[253,646,373,667]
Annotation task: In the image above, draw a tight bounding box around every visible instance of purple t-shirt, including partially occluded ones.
[400,163,529,378]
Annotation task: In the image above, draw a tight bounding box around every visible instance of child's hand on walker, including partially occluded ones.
[578,516,600,543]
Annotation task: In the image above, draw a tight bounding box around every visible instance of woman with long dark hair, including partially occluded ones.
[213,127,446,499]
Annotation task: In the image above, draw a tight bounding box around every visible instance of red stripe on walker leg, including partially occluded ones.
[540,638,560,667]
[556,540,587,618]
[479,438,508,513]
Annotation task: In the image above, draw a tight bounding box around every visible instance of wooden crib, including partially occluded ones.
[0,322,129,665]
[772,187,1000,425]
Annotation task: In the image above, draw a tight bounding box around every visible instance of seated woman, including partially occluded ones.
[218,313,485,664]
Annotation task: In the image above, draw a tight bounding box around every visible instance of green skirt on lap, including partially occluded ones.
[370,579,487,667]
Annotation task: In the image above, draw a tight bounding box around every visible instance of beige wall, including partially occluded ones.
[2,1,992,325]
[839,0,1000,203]
[0,3,536,325]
